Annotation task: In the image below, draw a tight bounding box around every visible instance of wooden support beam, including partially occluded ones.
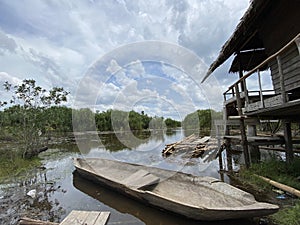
[234,84,250,168]
[237,51,245,92]
[276,56,287,103]
[257,69,264,108]
[283,121,294,163]
[225,139,233,172]
[247,125,260,163]
[295,36,300,55]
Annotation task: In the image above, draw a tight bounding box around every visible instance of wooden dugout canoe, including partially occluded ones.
[73,158,279,221]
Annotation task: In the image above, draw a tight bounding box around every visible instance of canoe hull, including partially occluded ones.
[73,158,279,221]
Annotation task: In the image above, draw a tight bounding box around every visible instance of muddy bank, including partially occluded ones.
[0,166,66,225]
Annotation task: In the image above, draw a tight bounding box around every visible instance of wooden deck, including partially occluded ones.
[60,211,110,225]
[223,135,284,146]
[19,211,110,225]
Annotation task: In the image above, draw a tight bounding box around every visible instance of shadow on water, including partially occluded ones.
[73,172,256,225]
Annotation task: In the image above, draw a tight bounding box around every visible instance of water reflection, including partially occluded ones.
[0,129,256,225]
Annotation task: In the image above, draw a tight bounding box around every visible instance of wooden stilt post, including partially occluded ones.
[225,139,233,172]
[247,125,260,163]
[283,120,294,163]
[215,121,223,171]
[235,84,250,168]
[223,106,233,172]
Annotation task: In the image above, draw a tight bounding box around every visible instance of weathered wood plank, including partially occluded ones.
[277,56,287,103]
[19,217,59,225]
[295,36,300,54]
[223,135,284,146]
[270,45,300,93]
[271,45,300,93]
[60,211,88,225]
[122,169,160,189]
[95,212,110,225]
[81,211,99,225]
[59,211,110,225]
[162,134,195,155]
[198,136,210,143]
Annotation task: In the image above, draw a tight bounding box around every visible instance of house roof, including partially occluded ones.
[229,49,268,73]
[201,0,272,82]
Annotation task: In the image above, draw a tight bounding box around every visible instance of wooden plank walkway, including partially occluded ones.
[19,211,110,225]
[59,211,110,225]
[223,135,284,145]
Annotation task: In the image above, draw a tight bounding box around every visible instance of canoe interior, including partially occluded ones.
[73,157,279,220]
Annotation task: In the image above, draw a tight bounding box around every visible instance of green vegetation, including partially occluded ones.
[237,157,300,225]
[239,157,300,191]
[1,106,181,134]
[0,79,69,158]
[271,202,300,225]
[182,109,222,132]
[72,108,179,132]
[164,118,181,128]
[0,156,41,183]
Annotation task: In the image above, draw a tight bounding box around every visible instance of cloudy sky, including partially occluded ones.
[0,0,251,120]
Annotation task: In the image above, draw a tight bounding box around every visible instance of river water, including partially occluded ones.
[0,129,259,225]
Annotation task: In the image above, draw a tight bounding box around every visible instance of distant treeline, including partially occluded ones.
[182,109,222,131]
[0,106,221,135]
[0,106,182,134]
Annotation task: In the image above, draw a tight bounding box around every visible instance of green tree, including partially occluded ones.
[72,108,95,132]
[0,79,69,158]
[43,106,73,133]
[149,116,165,129]
[182,109,220,132]
[165,118,181,128]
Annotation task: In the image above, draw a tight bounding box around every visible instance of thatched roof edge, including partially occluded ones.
[201,0,272,83]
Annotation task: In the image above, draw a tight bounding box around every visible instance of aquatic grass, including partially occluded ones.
[271,201,300,225]
[0,155,41,183]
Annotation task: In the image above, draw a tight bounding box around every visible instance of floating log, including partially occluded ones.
[19,217,58,225]
[255,175,300,198]
[25,146,48,159]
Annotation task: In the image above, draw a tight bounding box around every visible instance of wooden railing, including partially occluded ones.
[223,33,300,112]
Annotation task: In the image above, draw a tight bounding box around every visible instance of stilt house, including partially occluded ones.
[203,0,300,166]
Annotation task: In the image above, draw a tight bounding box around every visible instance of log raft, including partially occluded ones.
[162,135,216,158]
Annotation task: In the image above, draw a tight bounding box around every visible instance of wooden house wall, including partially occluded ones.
[269,43,300,94]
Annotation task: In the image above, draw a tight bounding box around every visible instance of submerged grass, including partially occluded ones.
[0,147,41,183]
